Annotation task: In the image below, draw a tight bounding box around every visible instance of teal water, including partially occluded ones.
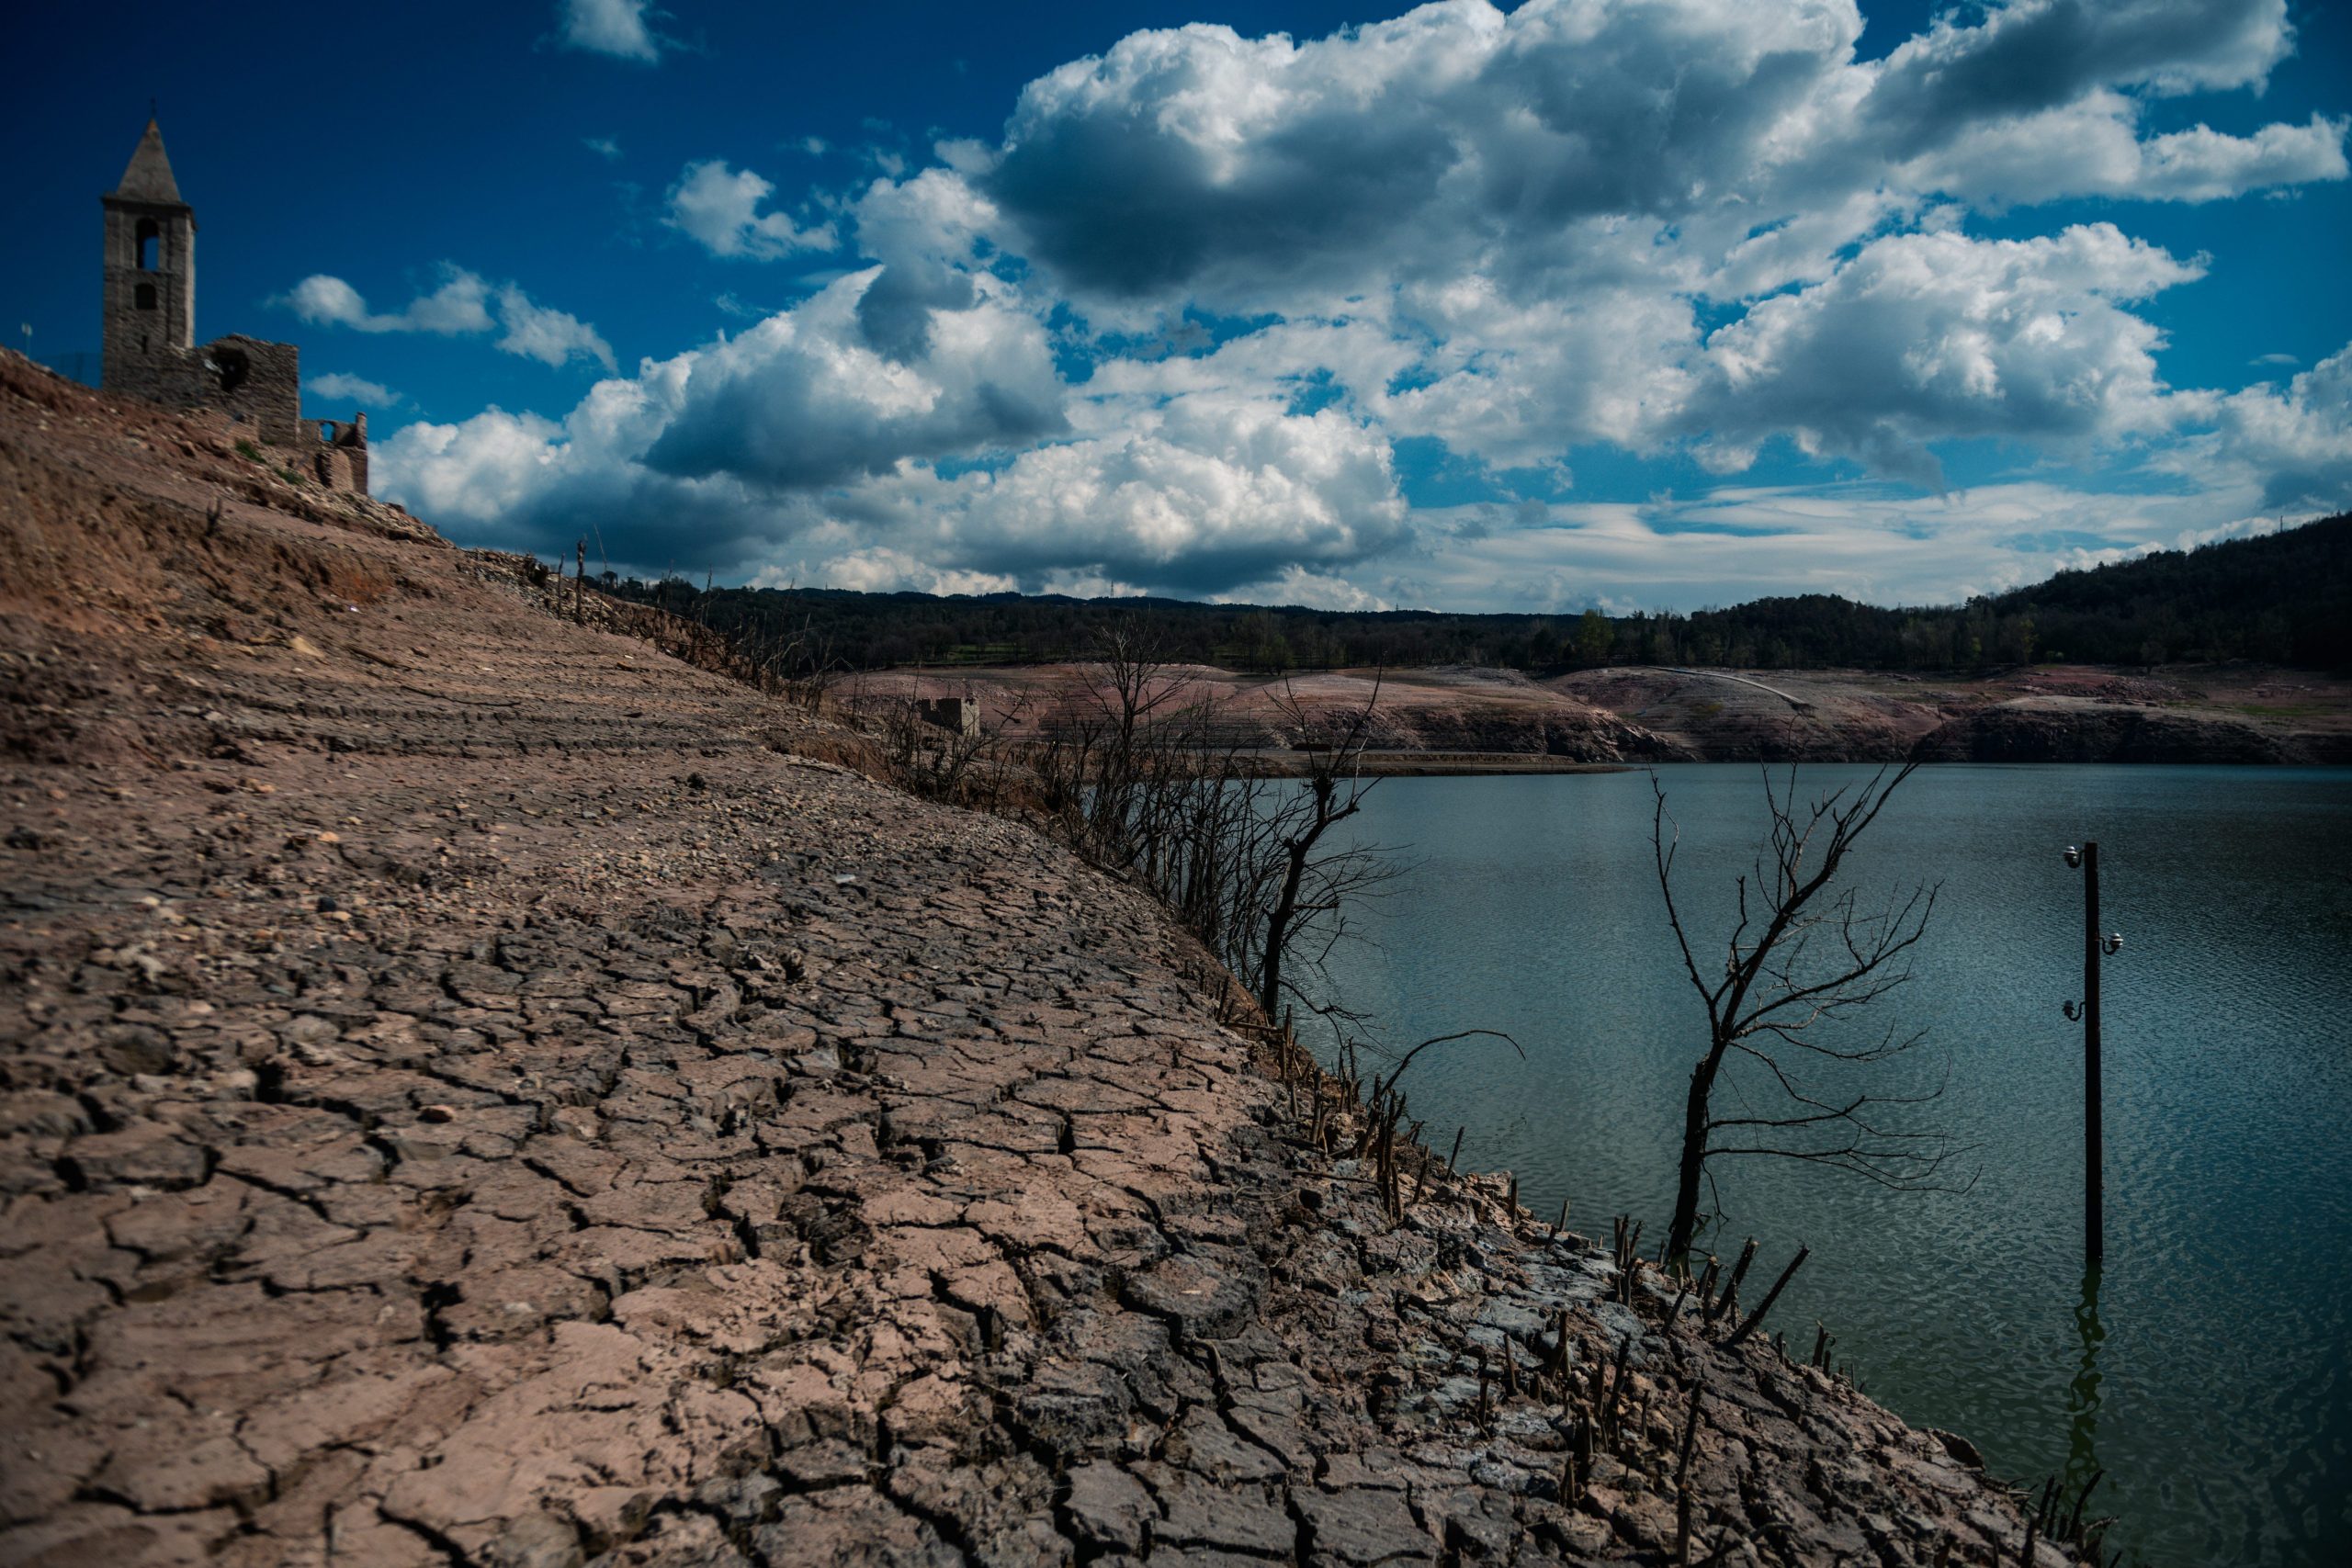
[1304,764,2352,1567]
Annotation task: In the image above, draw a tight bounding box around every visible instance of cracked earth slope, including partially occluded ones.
[1,355,2059,1567]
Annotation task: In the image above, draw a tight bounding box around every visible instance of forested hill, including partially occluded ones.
[1982,512,2350,667]
[607,512,2351,675]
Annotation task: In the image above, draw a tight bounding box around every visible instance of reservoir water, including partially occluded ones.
[1304,764,2352,1567]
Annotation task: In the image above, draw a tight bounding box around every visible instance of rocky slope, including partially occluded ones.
[2,355,2066,1567]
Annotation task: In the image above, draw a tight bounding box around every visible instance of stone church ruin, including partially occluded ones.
[100,117,368,493]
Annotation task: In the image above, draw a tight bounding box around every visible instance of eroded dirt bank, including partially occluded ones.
[2,355,2063,1566]
[847,654,2349,768]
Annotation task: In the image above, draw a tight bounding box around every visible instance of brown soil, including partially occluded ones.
[844,665,1682,767]
[2,353,2064,1566]
[853,659,2352,770]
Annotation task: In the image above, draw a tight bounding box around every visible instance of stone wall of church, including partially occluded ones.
[194,334,304,448]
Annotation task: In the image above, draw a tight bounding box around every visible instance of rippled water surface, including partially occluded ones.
[1303,764,2352,1567]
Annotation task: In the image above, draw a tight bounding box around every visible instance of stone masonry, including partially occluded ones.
[98,118,368,495]
[916,697,982,741]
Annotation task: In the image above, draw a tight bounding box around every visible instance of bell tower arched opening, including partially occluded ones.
[101,117,197,387]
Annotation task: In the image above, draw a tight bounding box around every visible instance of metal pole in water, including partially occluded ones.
[2082,840,2104,1268]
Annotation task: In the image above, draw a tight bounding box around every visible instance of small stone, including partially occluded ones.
[485,1510,584,1568]
[1063,1463,1154,1555]
[420,1104,457,1123]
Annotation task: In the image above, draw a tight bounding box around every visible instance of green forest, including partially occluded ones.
[605,512,2351,676]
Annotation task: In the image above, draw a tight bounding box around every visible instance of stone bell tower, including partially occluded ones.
[100,118,198,400]
[93,115,368,494]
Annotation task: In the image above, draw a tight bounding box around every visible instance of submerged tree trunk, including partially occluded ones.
[1259,774,1333,1011]
[1649,763,1961,1268]
[1668,1049,1724,1262]
[1260,840,1309,1014]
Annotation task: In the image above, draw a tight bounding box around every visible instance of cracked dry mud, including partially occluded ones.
[2,355,2063,1566]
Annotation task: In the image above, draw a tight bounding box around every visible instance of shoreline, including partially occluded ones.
[1243,750,1634,777]
[1187,750,2352,778]
[842,658,2352,768]
[0,352,2076,1565]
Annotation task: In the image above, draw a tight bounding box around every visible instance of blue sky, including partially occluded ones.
[6,0,2348,611]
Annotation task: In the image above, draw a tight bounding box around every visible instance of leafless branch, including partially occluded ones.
[1650,761,1974,1258]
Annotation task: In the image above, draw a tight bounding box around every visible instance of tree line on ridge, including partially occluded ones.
[597,512,2349,675]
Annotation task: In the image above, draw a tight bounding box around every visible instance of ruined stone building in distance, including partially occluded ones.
[100,117,369,494]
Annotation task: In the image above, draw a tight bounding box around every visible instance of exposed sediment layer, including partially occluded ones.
[2,355,2062,1565]
[844,667,1686,766]
[850,656,2351,769]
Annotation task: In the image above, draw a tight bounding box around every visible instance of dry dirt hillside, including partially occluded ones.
[2,354,2066,1568]
[850,657,2348,771]
[1553,665,2349,764]
[844,665,1684,765]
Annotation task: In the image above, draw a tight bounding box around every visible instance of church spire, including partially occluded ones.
[112,117,186,207]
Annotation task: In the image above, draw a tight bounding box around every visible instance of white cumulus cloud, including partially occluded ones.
[639,268,1063,488]
[376,0,2348,609]
[1685,225,2208,485]
[1904,96,2348,208]
[2201,343,2352,511]
[664,160,836,259]
[305,372,400,407]
[804,548,1020,596]
[282,266,613,372]
[853,392,1412,592]
[977,0,2336,321]
[282,268,492,336]
[558,0,664,62]
[374,285,1408,595]
[493,286,616,372]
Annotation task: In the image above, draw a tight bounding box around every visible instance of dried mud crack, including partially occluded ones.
[1,354,2064,1565]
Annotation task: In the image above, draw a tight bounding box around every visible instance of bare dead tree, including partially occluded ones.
[747,609,845,712]
[1029,623,1213,874]
[1029,630,1398,1021]
[1650,762,1971,1261]
[1250,675,1392,1014]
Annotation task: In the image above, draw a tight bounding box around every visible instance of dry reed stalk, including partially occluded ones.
[1708,1238,1758,1326]
[1725,1246,1808,1349]
[1675,1381,1704,1564]
[1603,1334,1634,1441]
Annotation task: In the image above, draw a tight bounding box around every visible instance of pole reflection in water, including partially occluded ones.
[2065,1267,2106,1501]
